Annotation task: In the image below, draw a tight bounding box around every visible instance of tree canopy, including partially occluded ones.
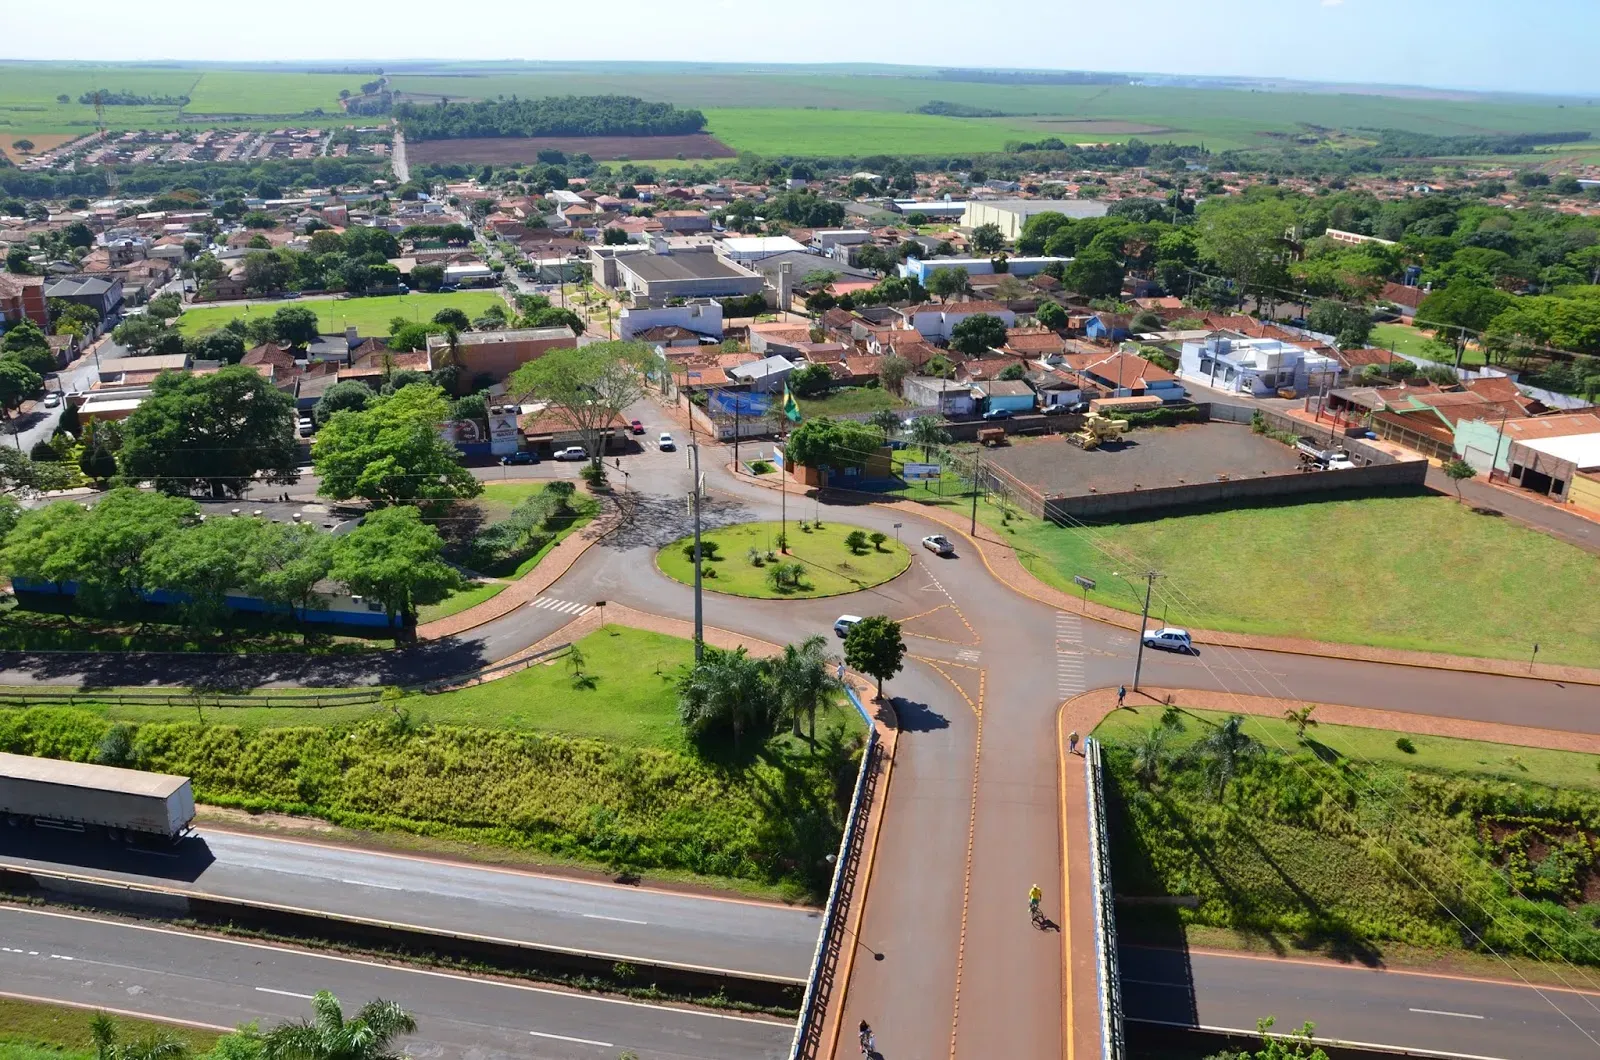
[507,341,655,467]
[312,383,481,507]
[950,313,1009,356]
[785,416,885,471]
[328,506,460,625]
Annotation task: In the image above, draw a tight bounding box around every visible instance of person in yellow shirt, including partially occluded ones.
[1028,883,1043,919]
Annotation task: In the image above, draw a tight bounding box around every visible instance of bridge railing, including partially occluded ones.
[787,683,879,1060]
[1085,736,1126,1060]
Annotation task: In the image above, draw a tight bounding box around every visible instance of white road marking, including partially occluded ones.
[956,649,981,663]
[530,1030,614,1047]
[339,879,404,890]
[1055,612,1086,697]
[583,913,648,925]
[1409,1008,1485,1019]
[256,987,316,999]
[530,597,592,615]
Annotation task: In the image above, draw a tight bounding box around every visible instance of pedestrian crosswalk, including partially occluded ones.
[1055,612,1086,700]
[529,596,593,616]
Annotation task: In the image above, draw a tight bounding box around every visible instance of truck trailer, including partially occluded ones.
[0,753,195,841]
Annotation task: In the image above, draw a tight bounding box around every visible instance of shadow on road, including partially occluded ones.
[890,696,949,733]
[0,827,215,884]
[599,491,756,552]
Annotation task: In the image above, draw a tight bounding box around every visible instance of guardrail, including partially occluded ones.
[787,683,879,1060]
[1085,736,1125,1060]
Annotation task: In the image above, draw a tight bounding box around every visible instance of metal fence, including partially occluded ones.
[788,684,880,1060]
[1084,737,1125,1060]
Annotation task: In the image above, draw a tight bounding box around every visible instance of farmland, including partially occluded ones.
[406,133,736,166]
[703,108,1040,157]
[177,291,509,337]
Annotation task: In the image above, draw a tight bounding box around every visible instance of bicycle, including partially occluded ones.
[1029,896,1045,928]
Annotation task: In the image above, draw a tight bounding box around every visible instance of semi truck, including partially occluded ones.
[0,753,195,841]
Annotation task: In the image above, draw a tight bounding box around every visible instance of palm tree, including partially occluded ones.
[90,1013,189,1060]
[773,634,843,742]
[1283,704,1318,741]
[675,645,780,750]
[1130,723,1170,791]
[261,991,416,1060]
[906,414,950,462]
[1192,714,1262,802]
[866,407,901,440]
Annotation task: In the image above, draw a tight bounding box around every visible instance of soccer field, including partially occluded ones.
[177,291,510,338]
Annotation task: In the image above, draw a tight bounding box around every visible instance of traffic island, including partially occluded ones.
[656,520,911,599]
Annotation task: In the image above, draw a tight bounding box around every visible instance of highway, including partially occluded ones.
[0,827,818,981]
[1122,945,1600,1060]
[0,904,793,1059]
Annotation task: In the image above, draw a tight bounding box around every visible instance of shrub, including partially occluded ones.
[1396,736,1417,754]
[701,563,717,579]
[682,540,720,562]
[844,530,869,554]
[749,460,775,475]
[869,531,887,551]
[1105,404,1204,428]
[746,546,764,567]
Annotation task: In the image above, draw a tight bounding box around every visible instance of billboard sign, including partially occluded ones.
[488,411,521,455]
[902,462,942,481]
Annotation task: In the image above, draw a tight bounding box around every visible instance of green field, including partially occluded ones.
[1098,703,1600,967]
[910,485,1599,666]
[658,520,911,599]
[796,387,905,418]
[185,71,357,115]
[703,108,1038,156]
[177,291,508,338]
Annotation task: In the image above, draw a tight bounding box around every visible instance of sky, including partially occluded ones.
[6,0,1596,98]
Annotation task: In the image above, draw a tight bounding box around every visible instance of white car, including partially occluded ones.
[921,534,955,556]
[658,432,676,451]
[1141,627,1194,653]
[42,393,61,409]
[298,417,314,437]
[553,446,588,461]
[834,614,863,638]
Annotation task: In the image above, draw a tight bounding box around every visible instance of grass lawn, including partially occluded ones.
[0,996,222,1058]
[418,482,598,624]
[1096,702,1600,968]
[1370,321,1489,367]
[796,387,905,418]
[176,291,508,338]
[658,520,911,599]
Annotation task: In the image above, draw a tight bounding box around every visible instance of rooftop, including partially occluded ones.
[427,326,575,347]
[1518,432,1600,469]
[622,252,751,284]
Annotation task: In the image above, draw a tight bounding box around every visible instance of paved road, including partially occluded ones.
[1123,946,1600,1060]
[0,905,792,1060]
[0,827,817,981]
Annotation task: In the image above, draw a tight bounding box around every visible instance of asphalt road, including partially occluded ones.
[0,905,792,1060]
[0,827,818,981]
[1123,945,1600,1060]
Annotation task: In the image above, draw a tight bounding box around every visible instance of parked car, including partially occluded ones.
[658,432,676,451]
[921,534,955,556]
[980,407,1014,421]
[42,393,61,409]
[630,419,646,435]
[1141,627,1194,654]
[553,446,587,461]
[834,614,863,638]
[297,417,314,437]
[500,450,539,466]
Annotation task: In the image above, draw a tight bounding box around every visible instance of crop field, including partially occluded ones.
[177,291,508,337]
[703,108,1039,157]
[184,71,357,114]
[406,133,736,165]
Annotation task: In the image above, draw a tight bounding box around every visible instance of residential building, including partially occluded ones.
[0,272,48,329]
[426,326,576,383]
[618,299,724,341]
[1179,335,1339,397]
[717,235,809,264]
[1379,281,1427,317]
[727,355,796,392]
[973,379,1036,414]
[903,376,976,417]
[45,275,124,320]
[1063,350,1187,401]
[901,301,1017,343]
[1453,411,1600,475]
[961,199,1108,240]
[1027,367,1086,409]
[657,210,712,233]
[1507,432,1600,506]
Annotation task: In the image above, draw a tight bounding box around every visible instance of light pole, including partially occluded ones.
[689,439,705,661]
[1117,569,1163,693]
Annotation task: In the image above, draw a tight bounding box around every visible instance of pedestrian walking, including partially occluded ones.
[1117,685,1127,708]
[858,1020,876,1057]
[1068,730,1080,754]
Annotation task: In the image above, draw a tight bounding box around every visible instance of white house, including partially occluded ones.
[1178,335,1340,398]
[903,376,977,416]
[901,301,1017,343]
[618,299,724,341]
[716,235,809,264]
[727,355,796,392]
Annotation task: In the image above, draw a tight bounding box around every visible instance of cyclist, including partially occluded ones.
[1028,883,1043,920]
[858,1020,876,1056]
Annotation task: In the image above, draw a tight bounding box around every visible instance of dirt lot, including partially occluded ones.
[986,422,1305,499]
[406,134,736,165]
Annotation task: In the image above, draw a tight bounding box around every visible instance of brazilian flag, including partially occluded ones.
[782,383,802,423]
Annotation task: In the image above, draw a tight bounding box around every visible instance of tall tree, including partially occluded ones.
[260,990,416,1060]
[1193,714,1262,801]
[772,634,843,741]
[1064,248,1125,300]
[142,516,271,632]
[925,266,970,304]
[252,521,335,621]
[313,384,481,507]
[118,365,299,498]
[1195,198,1297,311]
[843,615,905,701]
[950,313,1009,356]
[906,415,950,462]
[675,645,780,751]
[328,506,461,626]
[507,341,655,468]
[271,306,321,349]
[969,223,1006,254]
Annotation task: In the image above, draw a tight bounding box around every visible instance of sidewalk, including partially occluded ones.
[728,465,1600,686]
[414,486,619,641]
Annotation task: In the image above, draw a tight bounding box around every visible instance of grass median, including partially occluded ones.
[1096,702,1600,970]
[657,520,910,599]
[0,997,223,1059]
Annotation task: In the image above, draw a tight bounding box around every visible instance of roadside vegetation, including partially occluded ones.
[657,520,910,599]
[1097,704,1600,968]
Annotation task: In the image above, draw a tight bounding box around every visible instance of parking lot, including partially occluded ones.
[985,422,1305,499]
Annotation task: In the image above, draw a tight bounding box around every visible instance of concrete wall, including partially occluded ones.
[1045,460,1428,520]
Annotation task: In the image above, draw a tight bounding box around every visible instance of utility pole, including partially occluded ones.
[969,449,982,535]
[1130,570,1163,693]
[689,439,705,661]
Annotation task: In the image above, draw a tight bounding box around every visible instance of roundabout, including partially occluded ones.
[655,519,912,599]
